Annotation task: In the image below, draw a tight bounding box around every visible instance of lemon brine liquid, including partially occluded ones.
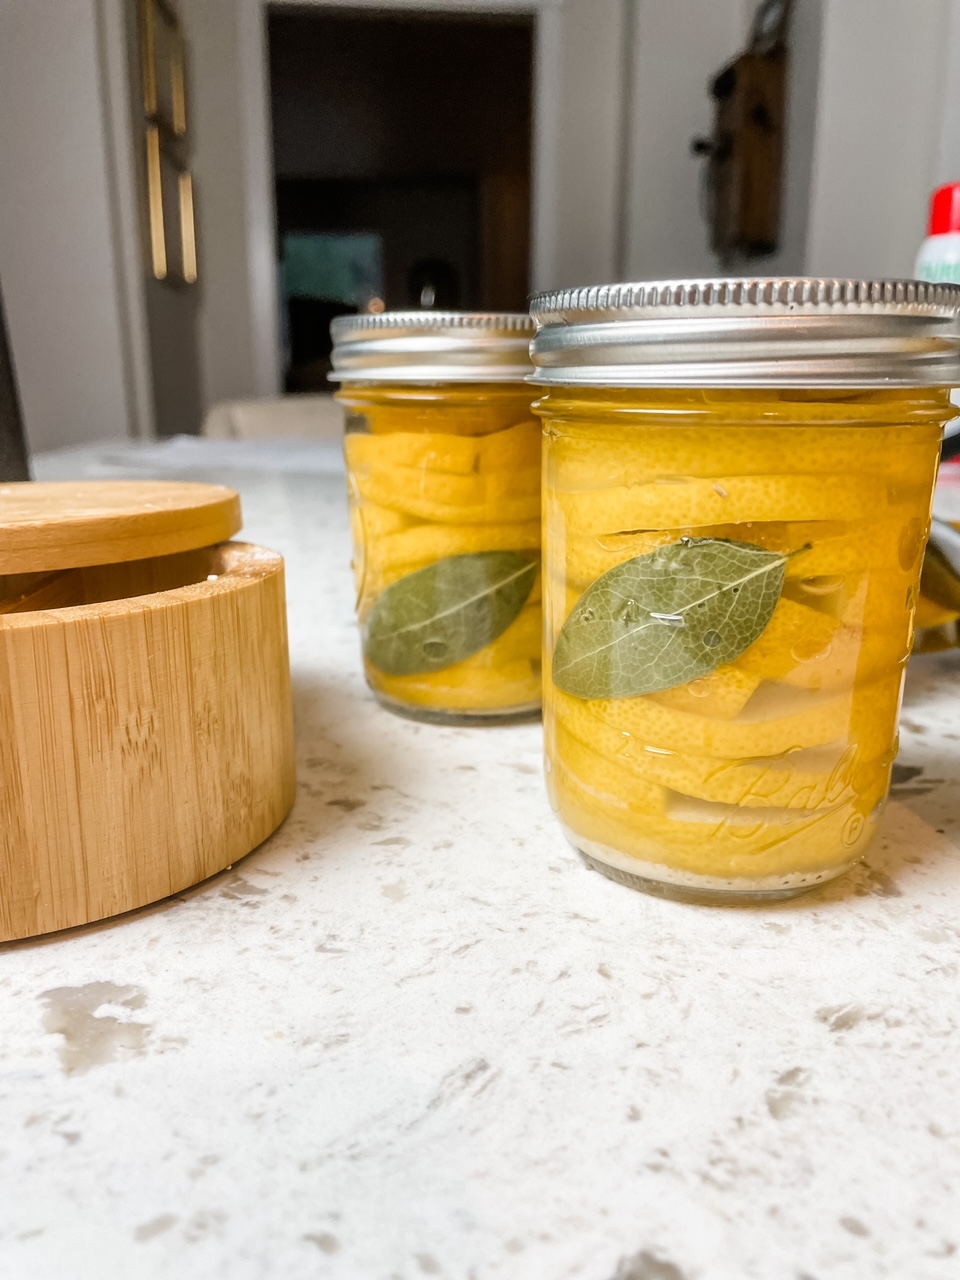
[539,387,948,900]
[338,382,542,723]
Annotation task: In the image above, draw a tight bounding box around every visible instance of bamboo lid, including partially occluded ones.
[0,481,242,573]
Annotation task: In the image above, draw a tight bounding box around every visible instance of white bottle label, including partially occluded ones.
[918,261,960,283]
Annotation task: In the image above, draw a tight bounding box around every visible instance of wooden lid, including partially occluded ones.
[0,481,242,573]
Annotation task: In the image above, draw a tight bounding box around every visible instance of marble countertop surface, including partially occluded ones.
[3,439,960,1280]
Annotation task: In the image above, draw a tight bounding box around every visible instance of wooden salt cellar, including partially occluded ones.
[0,481,296,942]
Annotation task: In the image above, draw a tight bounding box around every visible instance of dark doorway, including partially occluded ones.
[267,5,534,391]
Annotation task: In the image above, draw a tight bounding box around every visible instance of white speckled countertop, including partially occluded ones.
[3,441,960,1280]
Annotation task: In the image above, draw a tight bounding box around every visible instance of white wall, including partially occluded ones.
[622,0,744,282]
[99,0,156,441]
[532,0,626,290]
[179,0,281,410]
[761,0,824,277]
[934,0,960,188]
[805,0,954,279]
[0,0,137,451]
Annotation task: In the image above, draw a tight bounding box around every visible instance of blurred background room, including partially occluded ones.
[2,0,960,459]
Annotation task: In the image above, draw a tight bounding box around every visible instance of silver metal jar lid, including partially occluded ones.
[329,311,536,384]
[528,278,960,388]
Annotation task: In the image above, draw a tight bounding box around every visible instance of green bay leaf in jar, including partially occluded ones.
[364,550,538,675]
[552,538,791,700]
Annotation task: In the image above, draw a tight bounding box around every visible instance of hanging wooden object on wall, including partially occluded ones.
[139,0,197,285]
[692,0,793,264]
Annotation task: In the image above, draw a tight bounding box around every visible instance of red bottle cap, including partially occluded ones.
[928,182,960,235]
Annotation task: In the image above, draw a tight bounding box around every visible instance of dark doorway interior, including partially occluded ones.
[267,6,534,391]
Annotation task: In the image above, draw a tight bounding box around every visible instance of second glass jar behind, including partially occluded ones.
[332,314,541,724]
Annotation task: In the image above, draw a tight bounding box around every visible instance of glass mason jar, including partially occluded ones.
[330,312,541,724]
[530,278,960,902]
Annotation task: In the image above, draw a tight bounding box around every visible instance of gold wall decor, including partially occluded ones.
[178,169,198,284]
[145,125,197,284]
[145,125,166,279]
[139,0,196,285]
[140,0,187,136]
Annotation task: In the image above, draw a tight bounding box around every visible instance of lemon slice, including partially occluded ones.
[646,666,760,719]
[372,616,540,709]
[477,420,541,473]
[374,519,540,573]
[354,502,412,541]
[549,520,915,596]
[552,758,880,877]
[347,418,541,479]
[355,469,540,524]
[786,521,916,577]
[373,663,538,710]
[779,624,907,692]
[345,430,481,476]
[731,597,839,682]
[485,467,541,502]
[553,723,667,814]
[548,425,936,486]
[552,474,903,536]
[358,397,535,437]
[551,704,889,810]
[354,464,486,509]
[550,672,901,761]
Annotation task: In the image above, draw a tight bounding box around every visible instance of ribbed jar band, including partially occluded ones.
[528,278,960,387]
[330,311,536,384]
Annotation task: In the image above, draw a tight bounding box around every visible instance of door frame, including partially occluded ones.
[249,0,567,391]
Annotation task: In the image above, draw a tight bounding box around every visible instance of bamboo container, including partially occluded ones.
[0,481,296,941]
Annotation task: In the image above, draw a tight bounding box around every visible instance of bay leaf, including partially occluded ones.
[364,551,538,675]
[553,537,789,700]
